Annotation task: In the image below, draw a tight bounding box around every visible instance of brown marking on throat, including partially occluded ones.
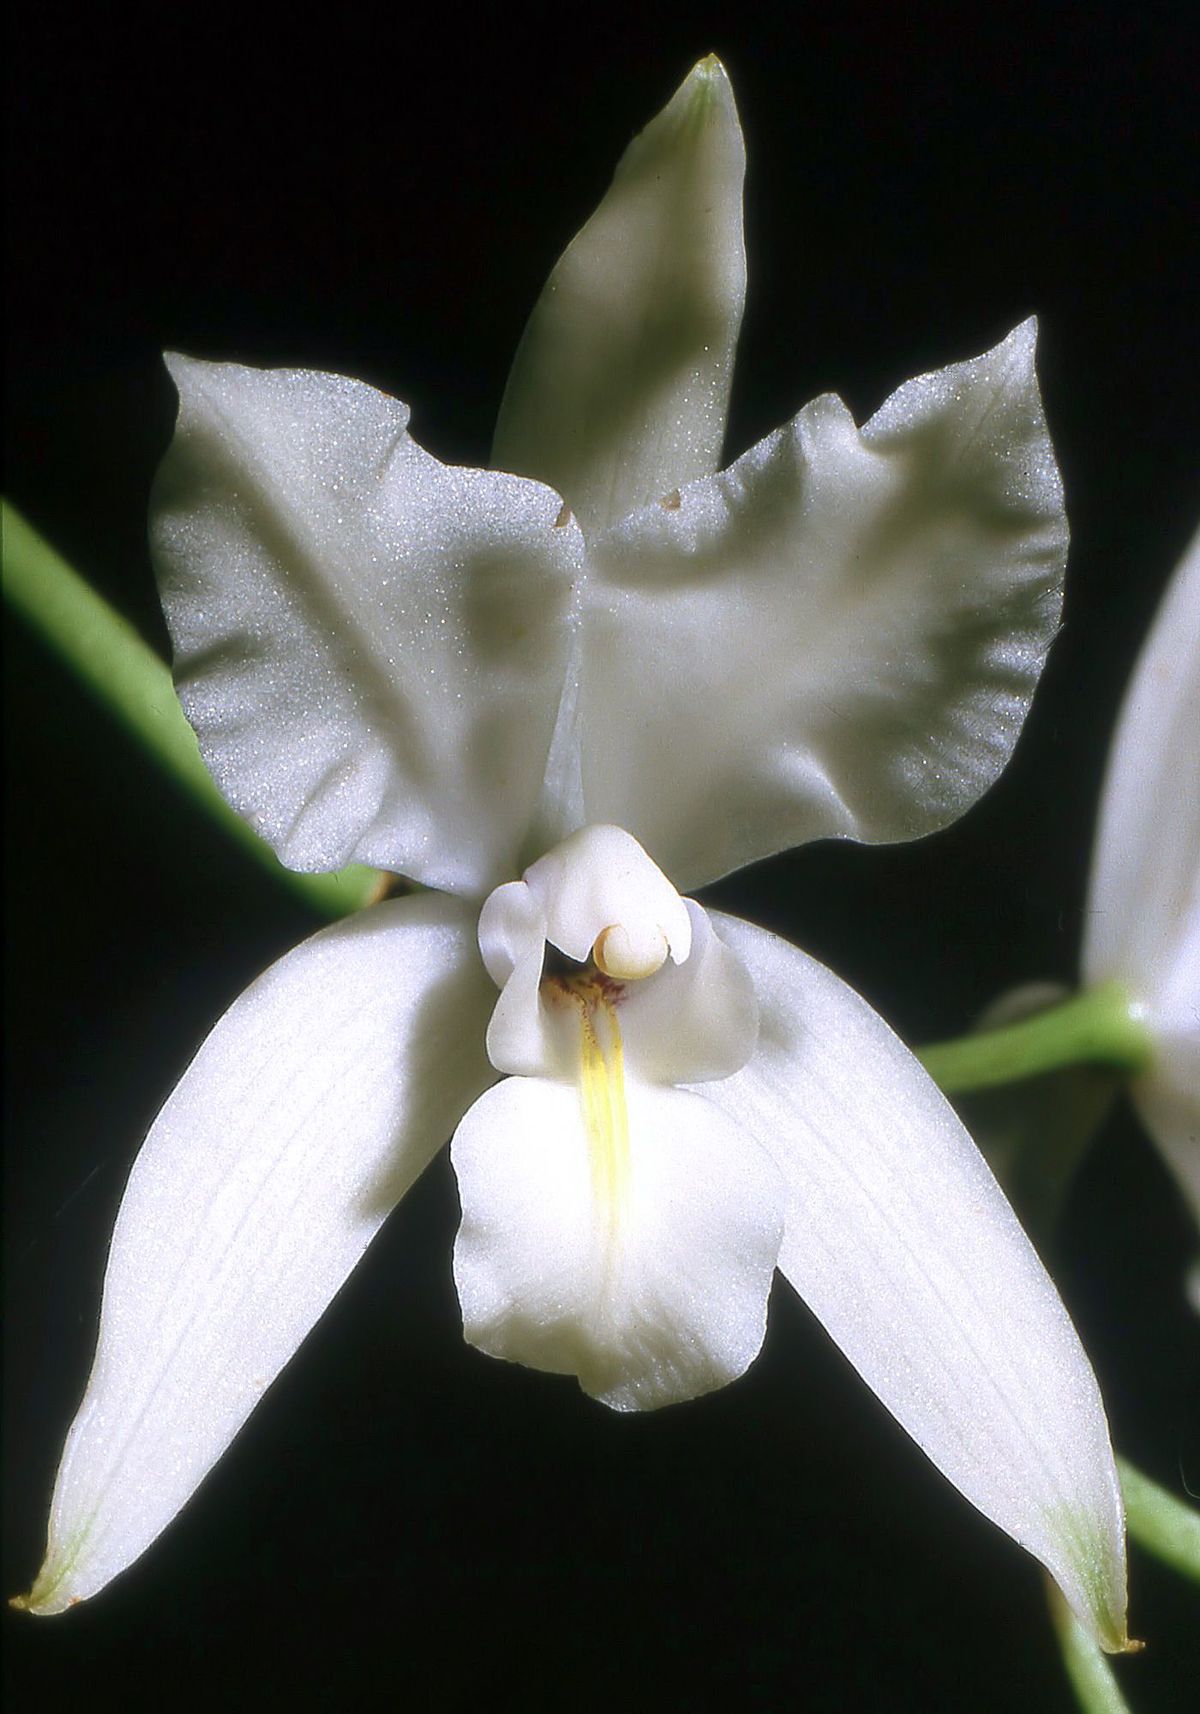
[542,966,628,1009]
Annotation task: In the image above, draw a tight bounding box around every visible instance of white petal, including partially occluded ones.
[491,57,746,537]
[451,1075,784,1411]
[702,913,1128,1649]
[18,896,496,1614]
[574,322,1066,888]
[152,357,583,897]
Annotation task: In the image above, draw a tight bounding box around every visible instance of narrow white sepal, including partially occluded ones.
[702,913,1129,1650]
[492,56,747,537]
[18,896,495,1614]
[577,322,1066,890]
[152,356,583,898]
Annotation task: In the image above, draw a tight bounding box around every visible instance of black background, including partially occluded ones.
[5,4,1199,1710]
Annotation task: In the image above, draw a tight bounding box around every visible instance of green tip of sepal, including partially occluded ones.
[683,54,732,107]
[8,1585,78,1618]
[9,1529,91,1617]
[680,53,727,95]
[1042,1497,1133,1655]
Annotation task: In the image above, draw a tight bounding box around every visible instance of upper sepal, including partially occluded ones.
[492,56,746,537]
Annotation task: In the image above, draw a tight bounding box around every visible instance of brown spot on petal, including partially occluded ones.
[659,489,682,510]
[554,501,573,528]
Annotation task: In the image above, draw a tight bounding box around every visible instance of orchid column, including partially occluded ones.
[16,58,1130,1654]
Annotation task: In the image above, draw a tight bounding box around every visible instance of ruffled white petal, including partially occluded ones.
[572,322,1066,889]
[1083,528,1200,1218]
[18,896,495,1614]
[701,913,1128,1649]
[152,357,583,897]
[451,1075,784,1411]
[491,56,746,537]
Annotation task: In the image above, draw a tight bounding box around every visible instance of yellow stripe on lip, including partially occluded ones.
[572,989,631,1245]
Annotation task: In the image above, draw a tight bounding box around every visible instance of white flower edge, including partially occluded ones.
[16,896,496,1615]
[1084,526,1200,1226]
[702,914,1129,1650]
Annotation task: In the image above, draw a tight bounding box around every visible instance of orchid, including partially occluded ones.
[1083,529,1200,1246]
[17,57,1130,1649]
[963,529,1199,1276]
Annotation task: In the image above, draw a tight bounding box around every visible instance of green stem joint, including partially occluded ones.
[917,984,1153,1093]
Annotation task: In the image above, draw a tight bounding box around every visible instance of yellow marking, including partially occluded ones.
[573,991,630,1247]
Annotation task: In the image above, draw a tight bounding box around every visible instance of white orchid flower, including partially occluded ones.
[1083,526,1200,1244]
[17,58,1129,1648]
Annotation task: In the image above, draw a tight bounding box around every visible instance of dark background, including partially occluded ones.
[5,4,1198,1709]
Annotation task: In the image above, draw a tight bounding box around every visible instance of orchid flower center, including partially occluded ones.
[539,918,668,1226]
[543,961,633,1237]
[478,824,760,1247]
[537,888,675,1235]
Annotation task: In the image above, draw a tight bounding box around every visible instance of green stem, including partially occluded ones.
[3,500,384,917]
[917,984,1153,1093]
[1119,1457,1200,1583]
[1047,1580,1135,1714]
